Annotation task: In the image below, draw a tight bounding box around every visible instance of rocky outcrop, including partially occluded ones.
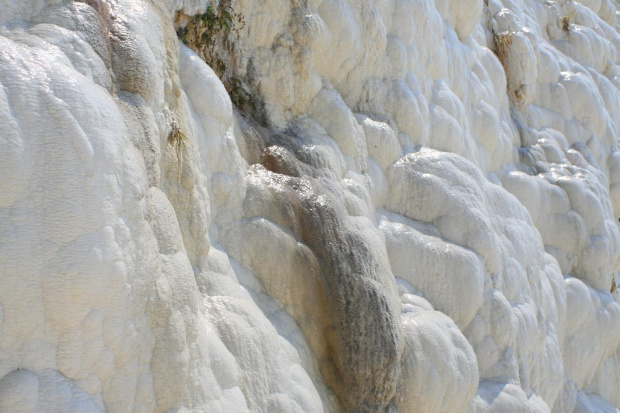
[1,0,620,412]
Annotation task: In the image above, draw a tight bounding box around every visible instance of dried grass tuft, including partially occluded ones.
[168,121,190,183]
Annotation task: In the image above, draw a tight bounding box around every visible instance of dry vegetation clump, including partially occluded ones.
[177,0,252,109]
[561,8,576,31]
[493,31,516,64]
[168,121,190,183]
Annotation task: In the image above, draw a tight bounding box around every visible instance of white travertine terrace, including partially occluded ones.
[1,0,620,411]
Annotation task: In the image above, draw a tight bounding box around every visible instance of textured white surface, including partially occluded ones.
[1,0,620,411]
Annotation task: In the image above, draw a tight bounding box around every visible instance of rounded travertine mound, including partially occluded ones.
[383,148,567,409]
[396,290,479,413]
[380,211,485,330]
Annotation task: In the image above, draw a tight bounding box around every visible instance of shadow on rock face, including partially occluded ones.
[0,369,103,412]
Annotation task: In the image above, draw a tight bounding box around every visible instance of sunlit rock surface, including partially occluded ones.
[1,0,620,411]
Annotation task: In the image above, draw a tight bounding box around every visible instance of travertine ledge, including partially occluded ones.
[1,0,620,412]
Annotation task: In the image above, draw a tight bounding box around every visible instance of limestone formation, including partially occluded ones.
[1,0,620,411]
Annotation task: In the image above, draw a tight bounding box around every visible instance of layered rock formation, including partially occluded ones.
[1,0,620,411]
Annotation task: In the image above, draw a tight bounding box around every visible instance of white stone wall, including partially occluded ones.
[0,0,619,411]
